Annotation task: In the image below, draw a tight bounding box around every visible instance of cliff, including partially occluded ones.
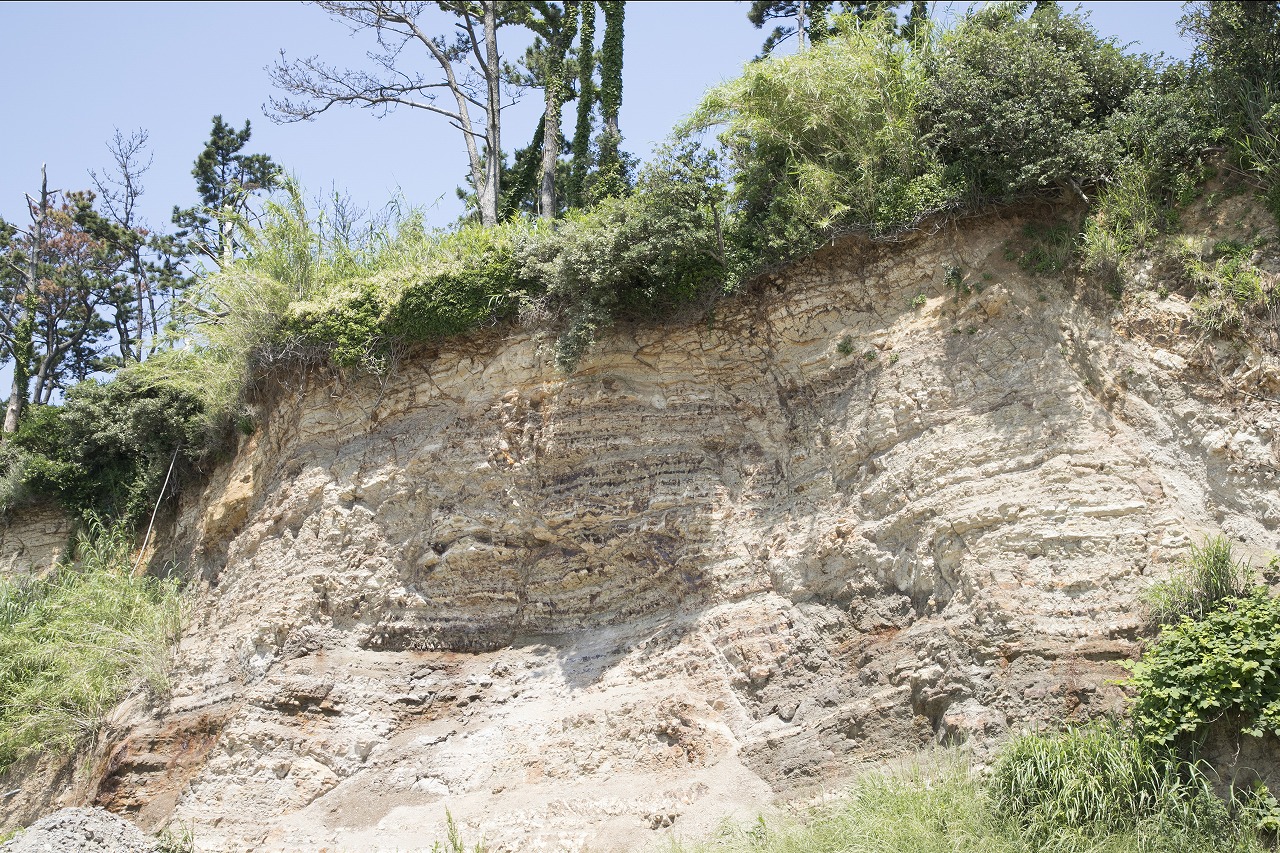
[4,204,1279,852]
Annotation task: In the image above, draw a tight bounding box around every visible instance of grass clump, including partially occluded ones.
[1183,239,1276,336]
[1148,535,1257,624]
[991,724,1230,844]
[0,518,184,773]
[671,738,1264,853]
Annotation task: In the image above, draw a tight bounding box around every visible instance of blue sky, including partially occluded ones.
[0,1,1192,235]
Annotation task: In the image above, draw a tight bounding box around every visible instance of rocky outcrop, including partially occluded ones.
[0,501,70,577]
[5,208,1279,851]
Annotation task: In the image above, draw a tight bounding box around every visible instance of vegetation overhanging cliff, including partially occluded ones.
[2,2,1280,850]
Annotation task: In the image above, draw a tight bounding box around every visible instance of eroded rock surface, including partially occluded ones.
[0,501,70,578]
[5,211,1279,851]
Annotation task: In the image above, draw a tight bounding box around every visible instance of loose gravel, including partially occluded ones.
[1,807,159,853]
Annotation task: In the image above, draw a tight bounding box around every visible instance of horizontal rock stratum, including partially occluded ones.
[5,208,1279,852]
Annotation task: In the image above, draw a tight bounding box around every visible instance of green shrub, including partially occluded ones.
[0,518,183,773]
[1148,536,1257,624]
[1,373,205,525]
[385,223,528,342]
[281,281,386,369]
[521,142,730,369]
[1130,590,1280,748]
[686,13,954,266]
[921,3,1145,201]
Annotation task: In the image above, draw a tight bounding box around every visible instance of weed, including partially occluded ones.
[837,335,855,356]
[911,293,928,308]
[430,810,486,853]
[1130,589,1280,748]
[863,349,877,360]
[1147,535,1256,624]
[0,518,184,773]
[1017,222,1076,277]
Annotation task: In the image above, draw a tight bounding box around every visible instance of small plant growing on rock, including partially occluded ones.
[1147,535,1256,625]
[837,336,855,356]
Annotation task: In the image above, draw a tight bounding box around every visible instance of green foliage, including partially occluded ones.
[1148,536,1257,625]
[281,281,385,370]
[922,3,1146,200]
[688,14,954,266]
[1129,590,1280,747]
[1016,222,1077,277]
[171,115,279,263]
[594,1,627,202]
[520,142,729,369]
[1081,163,1167,283]
[0,372,205,525]
[1181,2,1280,227]
[565,0,597,210]
[430,810,486,853]
[1183,239,1274,335]
[671,746,1263,853]
[991,723,1228,841]
[385,224,526,342]
[0,517,184,773]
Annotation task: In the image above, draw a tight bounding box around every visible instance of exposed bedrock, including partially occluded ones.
[7,211,1279,851]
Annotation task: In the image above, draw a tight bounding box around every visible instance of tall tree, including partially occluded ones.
[566,0,597,208]
[594,0,626,200]
[1,180,123,429]
[528,1,579,218]
[90,129,185,364]
[172,116,279,266]
[747,1,904,56]
[269,1,513,227]
[0,168,51,433]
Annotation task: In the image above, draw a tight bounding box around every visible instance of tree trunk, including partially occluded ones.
[539,3,579,219]
[477,0,502,227]
[568,1,596,208]
[4,167,49,434]
[595,1,625,200]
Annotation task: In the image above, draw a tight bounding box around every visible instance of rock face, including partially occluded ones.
[5,209,1280,852]
[0,501,70,577]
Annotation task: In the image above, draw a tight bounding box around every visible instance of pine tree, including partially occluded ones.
[171,116,279,265]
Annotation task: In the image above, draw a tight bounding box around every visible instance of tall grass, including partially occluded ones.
[1147,535,1256,624]
[0,517,184,773]
[991,724,1229,842]
[671,736,1266,853]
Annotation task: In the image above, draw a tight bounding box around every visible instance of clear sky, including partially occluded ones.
[0,1,1193,236]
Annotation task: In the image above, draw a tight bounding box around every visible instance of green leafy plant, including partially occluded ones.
[0,373,205,525]
[0,517,184,773]
[685,13,957,267]
[921,4,1146,201]
[1130,590,1280,747]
